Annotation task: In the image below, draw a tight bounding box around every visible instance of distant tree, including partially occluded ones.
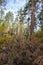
[0,0,6,18]
[0,0,6,6]
[0,0,6,25]
[5,11,14,28]
[0,9,4,19]
[18,9,24,37]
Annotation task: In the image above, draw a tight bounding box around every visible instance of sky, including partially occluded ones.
[5,0,42,19]
[5,0,26,17]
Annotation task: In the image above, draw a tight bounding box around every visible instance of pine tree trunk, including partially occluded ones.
[30,0,37,40]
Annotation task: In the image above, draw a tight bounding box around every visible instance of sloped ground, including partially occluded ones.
[0,37,43,65]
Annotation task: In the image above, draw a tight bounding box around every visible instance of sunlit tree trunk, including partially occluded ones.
[18,22,23,37]
[26,16,30,37]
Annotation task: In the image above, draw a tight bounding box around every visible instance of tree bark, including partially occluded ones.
[30,0,37,40]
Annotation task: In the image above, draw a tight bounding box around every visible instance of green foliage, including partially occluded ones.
[0,19,3,23]
[40,38,43,43]
[36,30,43,36]
[35,29,43,43]
[0,36,4,42]
[0,34,12,43]
[0,24,4,32]
[5,11,14,22]
[5,34,12,40]
[36,30,41,35]
[41,25,43,31]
